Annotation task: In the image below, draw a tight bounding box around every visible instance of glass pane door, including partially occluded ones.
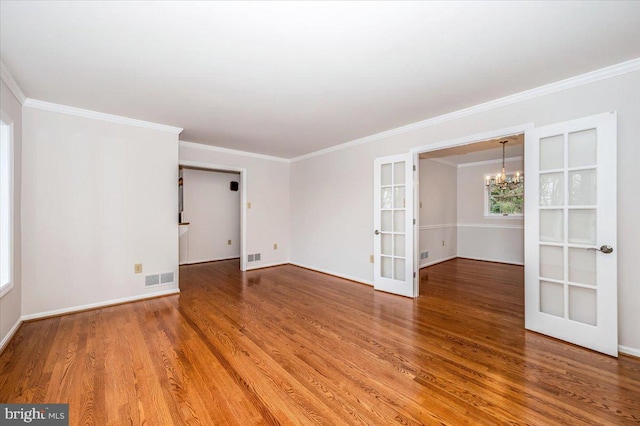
[525,112,617,356]
[539,129,599,324]
[374,153,415,297]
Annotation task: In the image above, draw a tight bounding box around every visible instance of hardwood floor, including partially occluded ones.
[1,258,639,425]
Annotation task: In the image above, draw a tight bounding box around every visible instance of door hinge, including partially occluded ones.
[413,272,416,278]
[413,219,416,225]
[413,165,416,172]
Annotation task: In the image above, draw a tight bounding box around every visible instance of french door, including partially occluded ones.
[373,153,415,297]
[525,112,617,356]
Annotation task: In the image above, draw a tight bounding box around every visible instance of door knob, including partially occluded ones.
[374,230,380,235]
[590,245,613,254]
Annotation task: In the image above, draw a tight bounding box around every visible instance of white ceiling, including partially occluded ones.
[1,2,639,159]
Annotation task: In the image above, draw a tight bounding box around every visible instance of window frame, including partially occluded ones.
[484,172,524,219]
[0,111,14,299]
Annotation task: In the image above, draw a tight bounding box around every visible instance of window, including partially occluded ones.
[0,116,13,298]
[485,174,523,217]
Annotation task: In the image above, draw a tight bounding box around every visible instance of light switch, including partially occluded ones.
[370,255,374,263]
[228,240,232,245]
[134,264,142,274]
[247,202,252,209]
[274,243,278,250]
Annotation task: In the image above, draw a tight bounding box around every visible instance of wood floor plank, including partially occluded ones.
[1,258,639,425]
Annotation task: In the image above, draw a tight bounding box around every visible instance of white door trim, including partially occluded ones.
[410,123,535,157]
[178,160,247,272]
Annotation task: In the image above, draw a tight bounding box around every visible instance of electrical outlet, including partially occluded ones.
[134,264,142,274]
[370,254,374,263]
[274,243,278,250]
[228,239,232,245]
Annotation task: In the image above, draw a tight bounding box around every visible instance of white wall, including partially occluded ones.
[179,143,290,269]
[418,159,457,267]
[456,158,524,265]
[0,79,22,349]
[290,150,376,283]
[290,70,640,351]
[21,107,179,316]
[181,168,240,264]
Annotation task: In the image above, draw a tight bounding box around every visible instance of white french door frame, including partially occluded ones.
[524,112,618,356]
[410,123,534,294]
[178,160,247,272]
[373,153,416,297]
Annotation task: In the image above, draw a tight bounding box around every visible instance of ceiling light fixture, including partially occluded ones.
[485,141,523,190]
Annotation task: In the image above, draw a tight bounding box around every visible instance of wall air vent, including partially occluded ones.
[145,272,175,286]
[160,272,175,284]
[145,274,160,286]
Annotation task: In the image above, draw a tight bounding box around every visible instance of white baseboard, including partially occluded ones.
[419,255,457,269]
[289,262,373,286]
[21,288,181,322]
[246,261,289,271]
[456,255,524,266]
[181,256,240,265]
[619,345,640,358]
[0,318,23,354]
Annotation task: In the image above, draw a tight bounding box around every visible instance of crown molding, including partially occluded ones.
[179,140,290,163]
[457,156,523,169]
[23,99,183,134]
[1,60,181,134]
[291,57,640,163]
[0,61,27,105]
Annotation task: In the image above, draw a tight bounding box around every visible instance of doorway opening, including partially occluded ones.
[178,161,247,272]
[411,124,531,296]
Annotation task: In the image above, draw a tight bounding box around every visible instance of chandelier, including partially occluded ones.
[485,141,523,190]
